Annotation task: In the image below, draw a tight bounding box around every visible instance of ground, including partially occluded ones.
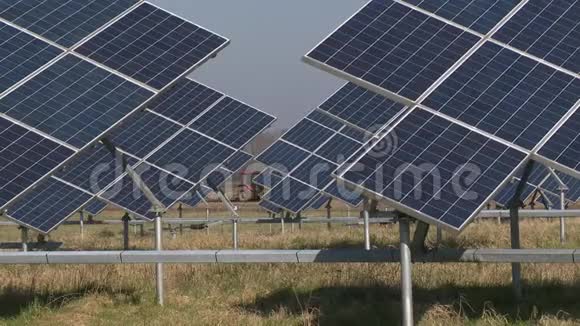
[0,203,579,325]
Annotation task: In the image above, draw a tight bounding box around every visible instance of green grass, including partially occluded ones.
[0,206,579,325]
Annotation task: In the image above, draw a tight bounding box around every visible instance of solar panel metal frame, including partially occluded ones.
[0,3,231,214]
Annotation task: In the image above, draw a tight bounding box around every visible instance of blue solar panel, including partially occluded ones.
[255,141,310,173]
[148,78,223,125]
[0,0,138,48]
[190,97,275,149]
[282,119,335,152]
[146,129,235,184]
[179,185,212,208]
[0,22,63,94]
[56,145,138,193]
[319,83,407,132]
[0,117,75,209]
[305,1,480,101]
[402,0,519,34]
[253,168,284,189]
[75,3,229,90]
[316,133,361,164]
[423,42,580,150]
[290,156,337,191]
[307,110,343,131]
[101,162,194,220]
[323,181,364,207]
[6,177,92,233]
[259,200,284,214]
[265,177,319,213]
[0,54,154,148]
[223,151,252,173]
[340,125,367,143]
[494,0,579,73]
[541,171,580,203]
[308,194,330,209]
[204,167,233,190]
[494,179,536,208]
[84,198,108,216]
[538,109,580,176]
[109,112,182,158]
[341,109,527,230]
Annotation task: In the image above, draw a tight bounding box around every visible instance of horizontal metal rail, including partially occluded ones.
[0,249,577,264]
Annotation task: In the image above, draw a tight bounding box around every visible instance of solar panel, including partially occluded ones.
[0,22,63,94]
[304,1,480,102]
[307,194,330,210]
[319,83,407,132]
[75,2,229,90]
[84,198,108,216]
[494,179,536,208]
[537,108,580,178]
[0,0,139,47]
[323,181,364,207]
[423,42,580,150]
[493,0,579,73]
[178,185,213,208]
[100,162,194,220]
[315,133,361,164]
[264,177,319,214]
[259,200,284,214]
[306,110,343,131]
[0,117,75,208]
[256,141,310,173]
[290,156,337,190]
[5,177,92,233]
[401,0,520,34]
[340,109,527,230]
[148,78,223,125]
[0,54,155,148]
[223,151,253,173]
[281,119,336,152]
[253,168,284,189]
[205,167,233,190]
[190,97,276,149]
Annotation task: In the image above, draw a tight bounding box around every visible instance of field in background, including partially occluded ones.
[0,204,579,325]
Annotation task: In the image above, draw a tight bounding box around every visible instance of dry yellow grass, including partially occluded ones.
[0,205,579,325]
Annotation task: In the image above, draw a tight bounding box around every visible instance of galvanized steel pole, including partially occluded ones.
[560,189,566,244]
[155,212,164,306]
[363,199,371,251]
[399,218,413,326]
[20,227,28,252]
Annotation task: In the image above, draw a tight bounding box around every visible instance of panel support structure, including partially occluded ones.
[399,217,413,326]
[363,199,371,251]
[20,227,28,252]
[155,212,164,306]
[560,189,567,244]
[79,211,85,241]
[326,198,333,231]
[122,213,130,250]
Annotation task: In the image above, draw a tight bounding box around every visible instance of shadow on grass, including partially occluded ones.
[241,282,580,325]
[0,283,141,318]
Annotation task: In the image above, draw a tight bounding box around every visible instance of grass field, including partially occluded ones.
[0,204,579,325]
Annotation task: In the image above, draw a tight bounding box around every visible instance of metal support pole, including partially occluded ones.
[20,227,28,252]
[363,200,371,251]
[178,204,184,236]
[399,217,413,326]
[560,189,566,244]
[155,213,164,306]
[79,211,85,241]
[232,219,239,249]
[326,198,332,231]
[510,205,522,301]
[122,213,130,250]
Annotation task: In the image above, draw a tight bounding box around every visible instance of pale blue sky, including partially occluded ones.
[149,0,366,129]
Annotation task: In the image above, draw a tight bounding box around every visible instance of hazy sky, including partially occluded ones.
[148,0,366,129]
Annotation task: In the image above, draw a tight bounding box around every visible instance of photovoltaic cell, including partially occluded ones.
[253,168,284,189]
[423,43,580,150]
[108,111,182,158]
[308,194,330,209]
[223,151,252,173]
[0,0,139,47]
[148,78,223,125]
[190,97,275,149]
[0,117,75,209]
[146,129,235,184]
[290,156,337,190]
[255,141,310,173]
[402,0,519,34]
[204,167,232,190]
[340,125,367,143]
[319,83,407,132]
[6,177,92,233]
[541,171,580,203]
[494,0,579,73]
[75,3,229,90]
[305,1,480,101]
[324,181,364,207]
[307,110,342,131]
[316,133,361,164]
[341,109,527,230]
[0,54,154,148]
[179,185,212,208]
[494,179,536,208]
[259,200,283,214]
[0,22,62,94]
[538,109,580,176]
[265,177,319,213]
[101,162,194,220]
[281,119,335,152]
[84,198,108,216]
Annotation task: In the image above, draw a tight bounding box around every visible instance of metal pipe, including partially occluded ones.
[155,213,164,306]
[326,199,332,231]
[399,218,414,326]
[510,206,522,301]
[363,200,371,251]
[232,219,238,250]
[560,189,566,244]
[20,227,28,252]
[122,214,130,250]
[79,211,85,241]
[178,204,183,236]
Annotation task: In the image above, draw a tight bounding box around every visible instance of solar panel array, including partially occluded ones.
[305,0,580,231]
[0,2,275,233]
